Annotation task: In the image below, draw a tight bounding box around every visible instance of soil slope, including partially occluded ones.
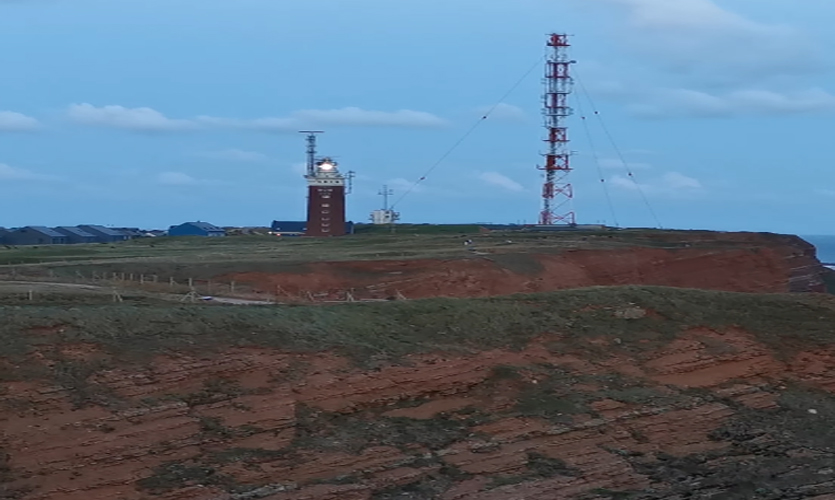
[223,232,826,300]
[3,287,835,500]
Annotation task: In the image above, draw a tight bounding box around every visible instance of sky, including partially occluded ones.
[1,0,834,234]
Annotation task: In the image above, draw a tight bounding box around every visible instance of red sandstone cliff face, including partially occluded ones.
[4,295,835,499]
[225,233,825,300]
[1,232,831,499]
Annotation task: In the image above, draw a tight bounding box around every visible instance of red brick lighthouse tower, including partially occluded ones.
[302,132,346,236]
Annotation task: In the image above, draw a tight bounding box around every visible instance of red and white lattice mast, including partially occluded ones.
[538,34,576,226]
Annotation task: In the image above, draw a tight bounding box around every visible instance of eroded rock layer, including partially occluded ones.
[3,288,835,499]
[225,232,826,300]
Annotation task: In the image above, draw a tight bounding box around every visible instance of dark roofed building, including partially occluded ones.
[271,220,354,236]
[113,227,146,239]
[168,221,226,237]
[5,226,68,245]
[54,226,97,244]
[78,225,129,243]
[271,221,307,236]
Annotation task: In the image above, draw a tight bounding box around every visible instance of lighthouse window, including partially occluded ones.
[322,210,330,215]
[322,203,330,208]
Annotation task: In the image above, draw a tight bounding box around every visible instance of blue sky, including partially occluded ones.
[1,0,834,234]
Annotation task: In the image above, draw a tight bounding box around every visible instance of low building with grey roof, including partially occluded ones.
[5,226,68,245]
[54,226,97,244]
[78,225,129,243]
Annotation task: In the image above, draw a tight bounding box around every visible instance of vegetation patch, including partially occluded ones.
[370,464,471,500]
[594,374,683,407]
[209,447,288,465]
[51,357,120,409]
[590,488,642,499]
[612,385,835,499]
[487,253,545,275]
[177,377,250,407]
[488,451,579,489]
[292,404,474,454]
[137,461,236,494]
[506,365,606,422]
[2,287,835,386]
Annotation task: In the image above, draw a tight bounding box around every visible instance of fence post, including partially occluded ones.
[230,281,236,294]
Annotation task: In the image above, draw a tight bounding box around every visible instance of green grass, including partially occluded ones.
[353,223,484,235]
[488,452,579,489]
[292,405,475,455]
[2,286,834,375]
[0,229,810,281]
[2,281,823,499]
[137,461,237,494]
[2,285,835,410]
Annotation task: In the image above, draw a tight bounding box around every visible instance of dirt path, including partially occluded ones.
[0,280,274,306]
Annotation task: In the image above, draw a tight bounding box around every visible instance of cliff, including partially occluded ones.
[3,286,835,500]
[223,231,827,300]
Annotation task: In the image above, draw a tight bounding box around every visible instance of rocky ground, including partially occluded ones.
[204,231,823,301]
[2,284,835,500]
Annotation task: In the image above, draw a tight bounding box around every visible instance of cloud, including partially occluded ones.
[610,171,702,195]
[68,103,195,132]
[603,0,774,32]
[629,88,835,118]
[598,158,652,170]
[0,111,40,132]
[292,107,446,128]
[199,149,268,162]
[662,172,702,190]
[0,163,57,181]
[475,103,526,122]
[478,172,525,192]
[593,0,820,80]
[68,104,446,133]
[157,172,201,186]
[194,116,296,131]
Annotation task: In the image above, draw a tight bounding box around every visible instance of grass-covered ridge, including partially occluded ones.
[2,286,834,372]
[0,229,810,280]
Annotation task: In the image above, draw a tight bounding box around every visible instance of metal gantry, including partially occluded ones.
[538,34,576,226]
[299,130,324,176]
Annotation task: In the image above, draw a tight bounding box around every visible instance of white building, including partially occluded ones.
[370,209,399,225]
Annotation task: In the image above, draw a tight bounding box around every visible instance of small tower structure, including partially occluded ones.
[301,132,347,236]
[370,185,400,225]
